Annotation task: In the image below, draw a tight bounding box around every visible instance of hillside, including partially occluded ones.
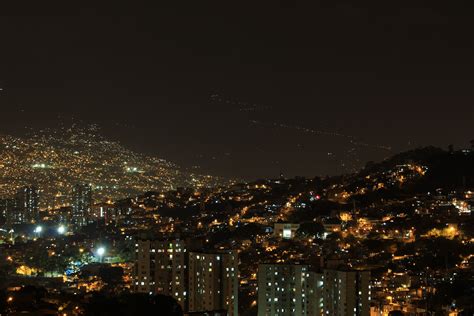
[0,125,228,208]
[358,146,474,190]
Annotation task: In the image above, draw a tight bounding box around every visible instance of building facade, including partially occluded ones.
[258,264,322,316]
[322,269,371,316]
[273,223,300,239]
[134,239,238,315]
[15,186,39,224]
[134,239,187,305]
[188,251,238,316]
[71,183,92,227]
[0,198,17,226]
[257,265,370,316]
[91,203,117,224]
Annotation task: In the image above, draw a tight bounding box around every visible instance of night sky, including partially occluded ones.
[1,1,473,179]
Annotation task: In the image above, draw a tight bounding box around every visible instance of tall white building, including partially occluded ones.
[1,198,17,226]
[71,183,92,227]
[134,239,187,306]
[257,264,323,316]
[15,186,39,224]
[322,269,371,316]
[257,265,370,316]
[134,239,238,315]
[307,271,325,316]
[188,251,239,316]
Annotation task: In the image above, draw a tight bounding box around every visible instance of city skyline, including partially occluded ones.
[1,2,473,316]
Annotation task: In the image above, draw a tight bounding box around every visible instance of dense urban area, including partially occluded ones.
[0,125,227,206]
[0,130,473,316]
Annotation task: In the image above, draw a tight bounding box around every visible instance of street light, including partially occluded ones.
[97,247,105,256]
[34,226,43,238]
[96,246,106,262]
[57,225,66,235]
[9,229,14,245]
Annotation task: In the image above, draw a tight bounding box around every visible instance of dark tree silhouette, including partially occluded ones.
[85,293,183,316]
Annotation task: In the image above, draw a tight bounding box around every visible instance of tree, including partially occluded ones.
[297,222,325,238]
[24,247,68,277]
[85,293,183,316]
[99,266,124,287]
[0,289,6,314]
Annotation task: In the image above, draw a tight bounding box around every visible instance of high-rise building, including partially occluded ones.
[188,251,238,316]
[134,239,238,315]
[71,183,92,227]
[257,265,370,316]
[0,198,17,226]
[322,269,371,316]
[257,264,322,316]
[15,186,39,224]
[134,239,187,305]
[307,271,325,316]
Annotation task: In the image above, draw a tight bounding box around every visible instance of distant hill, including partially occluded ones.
[359,146,474,191]
[0,124,229,208]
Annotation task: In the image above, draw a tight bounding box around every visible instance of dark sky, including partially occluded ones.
[0,1,473,179]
